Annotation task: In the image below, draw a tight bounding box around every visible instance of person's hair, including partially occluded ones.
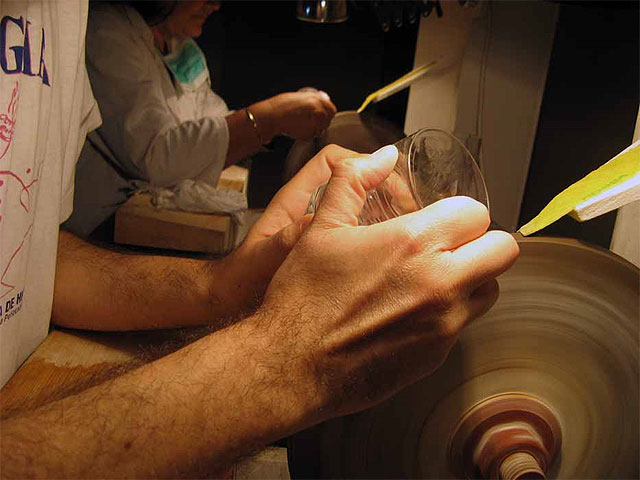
[126,1,178,26]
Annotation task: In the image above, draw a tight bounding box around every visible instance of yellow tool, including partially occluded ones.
[519,140,640,236]
[357,61,437,114]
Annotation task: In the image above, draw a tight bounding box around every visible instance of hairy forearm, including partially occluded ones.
[0,318,315,478]
[52,231,232,331]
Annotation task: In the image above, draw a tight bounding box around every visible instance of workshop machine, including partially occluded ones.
[285,104,639,479]
[288,235,638,479]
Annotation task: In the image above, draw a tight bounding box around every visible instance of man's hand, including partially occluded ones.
[250,147,520,421]
[8,146,518,479]
[216,144,363,317]
[53,145,361,331]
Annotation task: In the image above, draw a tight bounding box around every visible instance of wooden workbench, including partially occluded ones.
[114,165,250,255]
[0,165,288,477]
[0,327,290,479]
[0,327,204,417]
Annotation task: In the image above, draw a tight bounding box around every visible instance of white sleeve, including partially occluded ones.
[86,9,228,188]
[200,80,230,118]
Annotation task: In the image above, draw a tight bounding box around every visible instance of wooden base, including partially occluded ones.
[114,166,248,254]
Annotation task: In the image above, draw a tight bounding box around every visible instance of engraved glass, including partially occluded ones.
[307,128,489,225]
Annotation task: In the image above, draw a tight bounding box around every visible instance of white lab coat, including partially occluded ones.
[65,2,231,237]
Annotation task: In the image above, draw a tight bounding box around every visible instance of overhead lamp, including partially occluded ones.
[297,0,348,24]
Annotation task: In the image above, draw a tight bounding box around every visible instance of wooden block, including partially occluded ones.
[217,165,249,194]
[233,447,290,479]
[114,193,234,254]
[570,172,640,221]
[113,166,249,254]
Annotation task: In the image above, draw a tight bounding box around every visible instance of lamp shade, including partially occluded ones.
[297,0,348,24]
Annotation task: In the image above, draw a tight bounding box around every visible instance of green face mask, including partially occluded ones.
[164,38,207,87]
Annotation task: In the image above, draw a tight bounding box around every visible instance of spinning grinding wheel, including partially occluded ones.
[288,237,639,479]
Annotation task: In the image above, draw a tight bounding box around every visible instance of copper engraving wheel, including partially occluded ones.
[288,237,639,479]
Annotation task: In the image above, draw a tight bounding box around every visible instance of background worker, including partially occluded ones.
[64,0,337,237]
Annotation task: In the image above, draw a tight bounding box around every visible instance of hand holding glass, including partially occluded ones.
[307,128,489,224]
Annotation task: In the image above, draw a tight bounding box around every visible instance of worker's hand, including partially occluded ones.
[250,148,520,422]
[267,91,337,140]
[217,144,362,317]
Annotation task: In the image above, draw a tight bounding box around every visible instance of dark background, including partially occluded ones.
[519,1,639,249]
[199,1,419,124]
[197,1,420,207]
[196,1,639,249]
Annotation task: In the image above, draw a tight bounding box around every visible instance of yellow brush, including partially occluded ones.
[519,141,640,236]
[357,61,437,114]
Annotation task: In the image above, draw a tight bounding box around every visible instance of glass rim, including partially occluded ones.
[404,127,489,211]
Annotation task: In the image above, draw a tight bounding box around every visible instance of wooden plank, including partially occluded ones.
[0,330,137,417]
[0,328,208,418]
[0,326,287,478]
[217,165,249,195]
[113,166,249,254]
[115,193,233,253]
